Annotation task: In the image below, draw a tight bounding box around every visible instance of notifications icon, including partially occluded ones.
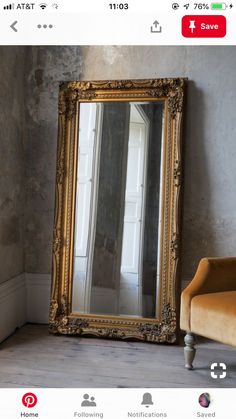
[22,393,38,408]
[141,393,154,407]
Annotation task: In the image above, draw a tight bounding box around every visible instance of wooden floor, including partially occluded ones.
[0,324,235,388]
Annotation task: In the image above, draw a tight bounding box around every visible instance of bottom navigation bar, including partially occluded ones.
[0,388,234,418]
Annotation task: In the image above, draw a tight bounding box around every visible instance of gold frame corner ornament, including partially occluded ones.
[49,78,187,343]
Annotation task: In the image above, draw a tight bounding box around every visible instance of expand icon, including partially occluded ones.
[210,362,227,379]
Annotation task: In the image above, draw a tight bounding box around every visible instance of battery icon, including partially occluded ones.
[211,2,227,9]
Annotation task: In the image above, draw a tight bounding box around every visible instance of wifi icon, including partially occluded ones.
[39,3,47,9]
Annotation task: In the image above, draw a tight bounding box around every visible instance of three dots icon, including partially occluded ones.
[37,24,53,29]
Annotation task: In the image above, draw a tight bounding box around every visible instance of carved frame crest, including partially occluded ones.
[49,78,186,343]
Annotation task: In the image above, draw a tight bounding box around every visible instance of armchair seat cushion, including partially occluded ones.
[191,291,236,346]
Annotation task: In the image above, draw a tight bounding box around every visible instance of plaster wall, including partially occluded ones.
[24,47,83,273]
[23,46,236,283]
[0,47,26,284]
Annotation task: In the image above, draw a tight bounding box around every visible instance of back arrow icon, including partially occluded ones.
[10,21,18,32]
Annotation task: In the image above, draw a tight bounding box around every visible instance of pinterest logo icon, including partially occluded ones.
[22,393,38,408]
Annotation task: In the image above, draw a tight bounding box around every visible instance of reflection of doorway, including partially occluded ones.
[72,103,103,313]
[119,105,150,316]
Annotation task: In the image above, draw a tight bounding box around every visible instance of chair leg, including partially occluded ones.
[184,332,196,370]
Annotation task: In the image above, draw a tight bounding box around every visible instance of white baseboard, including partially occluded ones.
[25,273,51,324]
[0,274,27,343]
[0,273,51,343]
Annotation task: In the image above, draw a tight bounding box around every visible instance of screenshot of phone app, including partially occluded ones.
[0,0,235,418]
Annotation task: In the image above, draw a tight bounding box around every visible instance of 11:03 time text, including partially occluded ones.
[109,3,129,9]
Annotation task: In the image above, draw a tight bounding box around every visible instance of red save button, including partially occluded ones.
[182,15,226,37]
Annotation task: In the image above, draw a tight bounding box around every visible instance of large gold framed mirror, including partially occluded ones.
[49,78,186,343]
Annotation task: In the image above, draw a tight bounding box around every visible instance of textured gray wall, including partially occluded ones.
[0,47,26,284]
[24,47,83,273]
[14,46,236,283]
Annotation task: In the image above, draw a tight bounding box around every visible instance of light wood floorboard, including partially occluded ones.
[0,325,235,388]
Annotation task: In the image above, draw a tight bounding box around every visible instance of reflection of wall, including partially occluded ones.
[142,104,163,308]
[90,287,117,315]
[92,103,130,290]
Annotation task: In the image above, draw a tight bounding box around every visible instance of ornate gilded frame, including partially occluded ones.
[49,78,186,343]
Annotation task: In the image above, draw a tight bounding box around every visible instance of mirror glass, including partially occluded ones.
[72,101,164,319]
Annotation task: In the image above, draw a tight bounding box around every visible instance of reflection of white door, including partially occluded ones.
[72,103,102,312]
[119,105,149,316]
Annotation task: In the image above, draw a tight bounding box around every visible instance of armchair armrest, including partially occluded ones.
[180,257,236,331]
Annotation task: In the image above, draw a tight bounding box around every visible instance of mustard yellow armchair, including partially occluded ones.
[180,257,236,369]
